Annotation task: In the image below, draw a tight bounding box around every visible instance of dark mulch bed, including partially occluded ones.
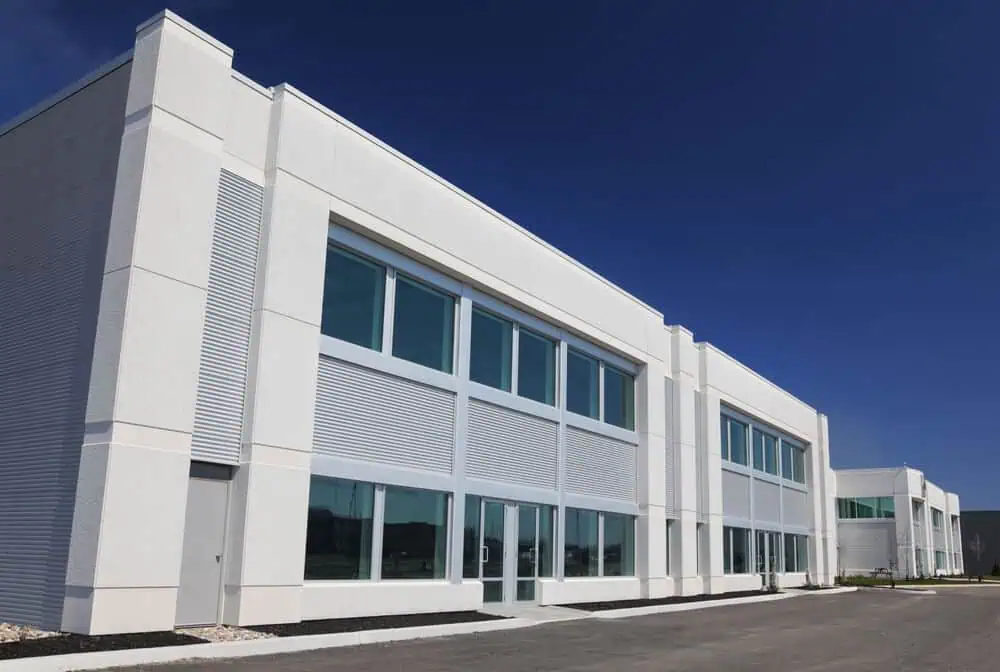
[248,610,508,637]
[566,589,768,612]
[796,585,839,591]
[0,631,204,661]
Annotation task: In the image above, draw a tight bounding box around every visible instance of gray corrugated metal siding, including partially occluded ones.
[190,170,263,464]
[314,357,456,473]
[0,62,131,628]
[466,399,558,490]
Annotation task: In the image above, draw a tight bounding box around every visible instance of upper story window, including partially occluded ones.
[837,496,895,519]
[752,428,778,476]
[517,328,556,405]
[781,439,806,484]
[321,245,385,351]
[720,415,749,466]
[932,508,944,530]
[391,275,455,374]
[603,365,635,430]
[470,308,512,391]
[567,348,600,419]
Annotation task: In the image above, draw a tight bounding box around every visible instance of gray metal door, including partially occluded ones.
[176,464,231,626]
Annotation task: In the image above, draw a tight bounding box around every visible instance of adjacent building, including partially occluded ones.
[957,511,1000,577]
[835,468,963,578]
[4,9,950,637]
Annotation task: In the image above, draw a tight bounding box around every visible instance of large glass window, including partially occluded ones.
[723,526,751,574]
[836,496,895,519]
[564,508,599,577]
[539,505,555,577]
[723,416,748,466]
[392,275,455,373]
[932,508,944,530]
[603,365,635,430]
[784,534,809,573]
[793,447,806,483]
[517,329,556,405]
[781,440,795,480]
[381,486,449,579]
[470,308,512,391]
[463,495,482,579]
[321,246,385,351]
[304,476,375,580]
[603,513,635,577]
[665,520,672,576]
[752,429,779,475]
[935,550,946,571]
[566,349,599,419]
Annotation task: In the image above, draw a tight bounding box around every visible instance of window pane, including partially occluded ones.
[784,534,796,573]
[564,508,599,577]
[463,496,481,579]
[517,329,556,405]
[392,276,454,373]
[720,416,730,461]
[539,505,554,577]
[566,349,599,418]
[797,535,808,572]
[470,309,512,391]
[321,246,385,350]
[304,476,374,580]
[382,486,449,579]
[733,528,750,574]
[793,448,805,483]
[764,434,778,475]
[781,441,795,479]
[603,513,635,576]
[724,527,733,574]
[752,430,764,471]
[729,419,748,465]
[603,365,635,430]
[665,520,671,576]
[881,496,895,519]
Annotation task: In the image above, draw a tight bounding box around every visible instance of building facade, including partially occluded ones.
[958,511,1000,577]
[835,468,963,578]
[0,11,840,635]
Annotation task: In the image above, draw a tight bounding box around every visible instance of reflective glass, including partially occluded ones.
[470,308,512,391]
[392,275,454,373]
[733,527,750,574]
[604,365,635,430]
[603,513,635,577]
[463,496,481,579]
[517,329,556,405]
[538,505,554,577]
[320,246,385,350]
[564,508,599,577]
[304,476,374,580]
[729,418,748,465]
[567,349,599,418]
[381,486,448,579]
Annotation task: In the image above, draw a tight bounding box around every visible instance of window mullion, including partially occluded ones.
[511,323,520,395]
[598,362,605,422]
[371,485,386,581]
[598,512,605,577]
[381,268,397,356]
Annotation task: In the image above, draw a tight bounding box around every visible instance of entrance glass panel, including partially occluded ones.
[481,500,505,602]
[517,505,538,601]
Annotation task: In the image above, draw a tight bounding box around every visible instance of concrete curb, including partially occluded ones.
[857,586,937,595]
[798,586,858,596]
[0,618,534,672]
[591,592,795,620]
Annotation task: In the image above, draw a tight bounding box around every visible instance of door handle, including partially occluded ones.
[215,555,222,563]
[481,545,489,564]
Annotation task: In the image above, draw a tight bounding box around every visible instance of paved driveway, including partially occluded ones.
[130,588,1000,671]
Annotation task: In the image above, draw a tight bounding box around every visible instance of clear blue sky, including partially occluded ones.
[2,1,997,507]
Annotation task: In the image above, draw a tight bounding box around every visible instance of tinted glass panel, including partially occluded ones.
[604,365,635,430]
[764,434,778,475]
[392,276,454,373]
[320,246,385,350]
[733,527,750,574]
[797,535,809,572]
[304,476,374,580]
[729,418,748,465]
[793,448,806,483]
[720,416,730,460]
[564,508,599,577]
[470,308,512,391]
[781,441,795,480]
[517,329,556,405]
[539,505,554,577]
[603,513,635,576]
[566,349,599,418]
[463,496,481,579]
[752,429,764,471]
[381,486,448,579]
[724,526,733,574]
[784,534,797,573]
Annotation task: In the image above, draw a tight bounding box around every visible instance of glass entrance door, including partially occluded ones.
[517,504,539,601]
[481,500,506,603]
[756,531,781,576]
[477,499,542,604]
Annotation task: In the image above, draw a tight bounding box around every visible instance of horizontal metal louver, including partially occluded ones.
[314,357,456,474]
[782,488,811,528]
[190,170,263,465]
[754,481,781,525]
[466,399,558,490]
[722,470,751,520]
[565,426,637,502]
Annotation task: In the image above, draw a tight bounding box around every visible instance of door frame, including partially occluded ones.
[478,498,540,604]
[177,462,233,626]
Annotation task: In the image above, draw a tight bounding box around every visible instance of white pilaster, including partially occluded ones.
[636,358,668,597]
[670,326,701,595]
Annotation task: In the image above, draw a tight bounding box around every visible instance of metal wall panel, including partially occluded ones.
[722,470,751,519]
[782,487,811,528]
[190,170,263,464]
[314,357,456,473]
[754,480,781,525]
[0,61,131,628]
[466,400,558,490]
[838,521,895,573]
[565,426,637,502]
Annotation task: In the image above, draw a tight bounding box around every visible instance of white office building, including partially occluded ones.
[0,11,839,635]
[835,467,963,577]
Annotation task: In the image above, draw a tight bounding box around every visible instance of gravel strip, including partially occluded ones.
[0,623,61,642]
[177,626,276,642]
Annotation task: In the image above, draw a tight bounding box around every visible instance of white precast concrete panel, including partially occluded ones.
[314,357,456,474]
[721,470,751,520]
[465,399,559,490]
[663,377,677,517]
[223,74,271,170]
[754,481,781,525]
[565,427,637,502]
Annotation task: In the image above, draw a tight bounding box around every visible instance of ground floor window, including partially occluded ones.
[305,475,450,581]
[723,526,752,574]
[935,550,946,572]
[565,508,635,577]
[783,533,809,573]
[665,520,673,576]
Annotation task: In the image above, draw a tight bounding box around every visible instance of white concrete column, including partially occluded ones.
[636,358,668,598]
[222,87,331,625]
[670,326,701,595]
[812,413,836,584]
[63,11,233,635]
[894,468,916,577]
[699,384,726,593]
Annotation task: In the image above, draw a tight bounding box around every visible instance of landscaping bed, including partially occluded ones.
[0,630,203,661]
[247,610,508,637]
[566,589,767,612]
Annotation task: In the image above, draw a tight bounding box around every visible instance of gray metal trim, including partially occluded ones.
[565,493,639,517]
[465,478,559,506]
[311,454,456,494]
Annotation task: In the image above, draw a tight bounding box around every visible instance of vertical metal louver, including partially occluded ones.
[190,170,263,464]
